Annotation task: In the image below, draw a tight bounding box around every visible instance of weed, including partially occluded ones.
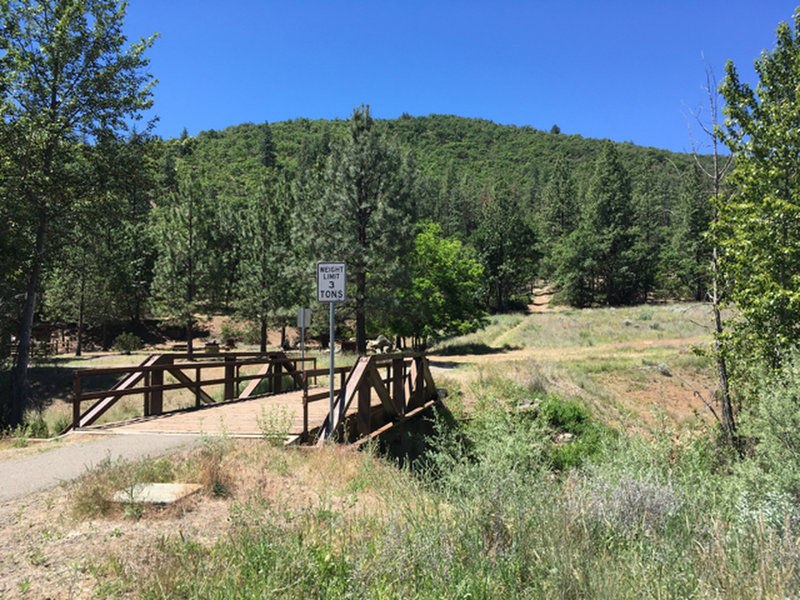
[9,424,30,447]
[257,404,293,445]
[28,547,46,566]
[123,501,144,520]
[196,434,234,498]
[18,578,30,594]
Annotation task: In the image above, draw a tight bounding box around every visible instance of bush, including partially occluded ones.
[742,350,800,496]
[112,332,143,354]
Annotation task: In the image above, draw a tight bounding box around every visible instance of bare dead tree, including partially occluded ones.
[685,59,736,444]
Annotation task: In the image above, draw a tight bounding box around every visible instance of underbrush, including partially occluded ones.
[70,434,236,519]
[104,386,800,599]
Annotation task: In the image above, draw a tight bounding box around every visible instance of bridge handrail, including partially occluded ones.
[70,352,315,431]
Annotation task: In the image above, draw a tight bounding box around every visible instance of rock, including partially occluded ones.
[367,334,393,353]
[649,322,660,330]
[658,363,671,377]
[622,319,632,327]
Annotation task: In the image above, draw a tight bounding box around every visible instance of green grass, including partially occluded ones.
[431,312,525,354]
[81,401,800,600]
[505,304,713,349]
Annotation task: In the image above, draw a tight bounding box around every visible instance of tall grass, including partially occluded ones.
[114,387,800,599]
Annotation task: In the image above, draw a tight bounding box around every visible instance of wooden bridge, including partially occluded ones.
[70,351,438,443]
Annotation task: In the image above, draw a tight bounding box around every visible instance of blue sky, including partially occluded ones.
[123,1,799,153]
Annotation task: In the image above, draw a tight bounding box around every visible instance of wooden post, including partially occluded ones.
[224,356,235,400]
[414,355,424,408]
[302,376,309,442]
[195,365,201,407]
[143,370,151,417]
[235,364,240,397]
[358,375,371,437]
[274,360,282,394]
[392,357,405,415]
[72,372,81,429]
[150,357,166,416]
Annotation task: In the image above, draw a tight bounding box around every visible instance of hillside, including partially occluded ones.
[185,113,706,205]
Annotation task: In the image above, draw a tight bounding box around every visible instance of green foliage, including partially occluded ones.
[741,350,800,496]
[719,9,800,371]
[150,169,213,352]
[541,152,578,247]
[0,0,156,425]
[393,222,485,346]
[470,181,539,311]
[112,332,143,353]
[234,176,304,351]
[301,105,416,353]
[128,406,800,599]
[537,397,607,470]
[552,143,648,306]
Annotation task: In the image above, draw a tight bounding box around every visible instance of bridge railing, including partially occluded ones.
[312,352,438,443]
[70,351,315,431]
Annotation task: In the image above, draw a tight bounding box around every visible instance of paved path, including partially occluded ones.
[0,433,201,503]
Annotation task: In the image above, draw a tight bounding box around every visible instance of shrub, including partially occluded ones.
[742,350,800,496]
[112,332,143,354]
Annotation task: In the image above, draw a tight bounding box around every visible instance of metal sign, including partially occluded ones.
[317,262,346,303]
[316,262,346,440]
[297,308,312,329]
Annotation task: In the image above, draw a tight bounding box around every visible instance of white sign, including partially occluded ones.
[297,308,312,328]
[317,262,346,303]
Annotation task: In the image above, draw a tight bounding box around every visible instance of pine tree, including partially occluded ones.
[303,105,416,354]
[151,171,212,358]
[584,142,640,305]
[542,153,578,244]
[235,177,303,352]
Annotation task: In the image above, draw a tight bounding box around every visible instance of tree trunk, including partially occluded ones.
[260,318,267,353]
[76,268,86,357]
[712,242,735,443]
[356,268,367,355]
[186,319,193,358]
[10,209,48,427]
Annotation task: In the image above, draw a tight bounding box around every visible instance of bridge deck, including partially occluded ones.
[79,386,357,439]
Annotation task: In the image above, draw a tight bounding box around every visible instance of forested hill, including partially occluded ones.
[158,112,716,319]
[186,114,702,202]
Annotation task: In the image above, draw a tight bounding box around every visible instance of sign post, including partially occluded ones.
[297,308,311,377]
[317,262,346,439]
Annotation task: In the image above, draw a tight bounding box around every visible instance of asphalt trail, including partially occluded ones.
[0,433,201,502]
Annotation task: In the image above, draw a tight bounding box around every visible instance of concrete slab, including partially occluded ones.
[112,482,202,505]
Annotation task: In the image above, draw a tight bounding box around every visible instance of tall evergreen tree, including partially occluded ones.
[584,142,640,305]
[471,182,539,311]
[260,121,277,169]
[235,177,302,352]
[670,165,712,301]
[150,171,212,358]
[304,105,416,354]
[541,153,578,244]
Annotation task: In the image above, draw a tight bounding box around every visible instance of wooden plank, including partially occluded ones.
[352,399,437,447]
[318,356,371,443]
[421,356,437,400]
[392,357,405,415]
[79,354,163,428]
[238,363,271,399]
[366,365,397,417]
[166,366,216,405]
